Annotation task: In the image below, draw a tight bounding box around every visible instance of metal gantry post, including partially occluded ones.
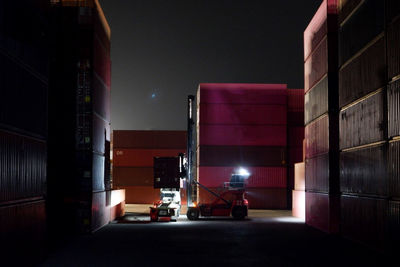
[186,95,195,207]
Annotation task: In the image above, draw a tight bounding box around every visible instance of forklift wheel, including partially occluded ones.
[232,206,246,220]
[187,208,199,220]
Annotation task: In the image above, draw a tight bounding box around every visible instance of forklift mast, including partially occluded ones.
[186,95,195,206]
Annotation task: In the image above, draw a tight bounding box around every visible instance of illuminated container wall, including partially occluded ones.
[304,0,339,233]
[112,130,186,204]
[197,83,288,209]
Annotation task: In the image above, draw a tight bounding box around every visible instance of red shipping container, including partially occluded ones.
[114,186,161,204]
[305,114,329,159]
[199,125,287,146]
[112,167,153,186]
[198,166,287,188]
[113,130,186,149]
[288,126,304,147]
[292,190,305,220]
[198,83,287,105]
[306,191,339,233]
[113,149,185,167]
[287,89,305,111]
[305,37,328,92]
[199,103,287,125]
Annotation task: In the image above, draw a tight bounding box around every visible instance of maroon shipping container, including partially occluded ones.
[304,37,328,92]
[339,37,385,108]
[341,195,386,249]
[388,80,400,138]
[198,145,286,167]
[305,76,328,124]
[113,130,187,149]
[199,125,287,146]
[288,126,304,147]
[338,0,362,24]
[339,90,384,150]
[198,166,287,188]
[387,17,400,80]
[288,146,304,165]
[306,191,339,233]
[113,167,153,186]
[198,83,287,105]
[199,103,287,125]
[305,115,329,159]
[113,148,185,167]
[121,186,160,204]
[389,140,400,198]
[305,153,330,193]
[287,89,304,111]
[340,143,387,197]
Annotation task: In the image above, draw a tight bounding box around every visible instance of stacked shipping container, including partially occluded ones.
[0,1,49,264]
[112,130,186,204]
[197,83,288,209]
[304,0,340,233]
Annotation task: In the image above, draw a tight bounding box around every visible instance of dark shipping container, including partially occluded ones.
[305,115,329,159]
[386,0,400,23]
[112,148,185,167]
[388,79,400,138]
[387,200,400,250]
[305,37,328,92]
[113,130,187,149]
[387,17,400,80]
[113,167,153,186]
[288,126,304,147]
[305,76,329,124]
[153,157,180,189]
[288,146,304,165]
[306,191,340,233]
[305,153,330,193]
[389,141,400,198]
[287,111,304,126]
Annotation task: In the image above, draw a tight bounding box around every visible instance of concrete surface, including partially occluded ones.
[41,210,392,267]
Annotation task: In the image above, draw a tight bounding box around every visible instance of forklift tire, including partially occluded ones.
[232,206,246,220]
[187,208,199,220]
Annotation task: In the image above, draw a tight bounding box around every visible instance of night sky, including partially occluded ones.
[98,0,322,131]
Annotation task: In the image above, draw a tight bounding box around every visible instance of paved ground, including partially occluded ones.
[41,210,392,267]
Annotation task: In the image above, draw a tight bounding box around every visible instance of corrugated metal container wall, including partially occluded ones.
[339,0,384,67]
[305,115,329,158]
[387,0,400,23]
[305,77,329,124]
[288,127,304,147]
[338,37,385,108]
[305,37,328,92]
[338,0,362,24]
[113,167,153,186]
[120,186,160,204]
[388,80,400,138]
[305,154,330,192]
[389,141,400,198]
[306,192,340,233]
[198,167,287,188]
[387,200,400,248]
[341,195,386,249]
[0,130,47,202]
[339,90,384,149]
[198,145,286,167]
[387,17,400,80]
[288,147,303,164]
[113,130,187,149]
[245,188,287,209]
[287,89,305,111]
[112,149,185,167]
[340,144,387,196]
[91,191,110,232]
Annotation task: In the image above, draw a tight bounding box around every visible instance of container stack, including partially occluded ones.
[112,130,186,204]
[197,83,288,209]
[304,0,340,233]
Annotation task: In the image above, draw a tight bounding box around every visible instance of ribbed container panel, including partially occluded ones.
[112,149,185,167]
[199,125,287,146]
[306,192,340,233]
[305,77,328,124]
[387,0,400,23]
[93,33,111,88]
[288,146,303,165]
[198,166,287,188]
[113,130,187,149]
[287,89,304,111]
[198,83,287,105]
[92,153,105,192]
[305,153,329,193]
[388,80,400,138]
[93,74,110,122]
[305,37,328,92]
[339,37,385,108]
[288,127,304,147]
[339,90,384,149]
[387,200,400,248]
[389,141,400,198]
[198,145,286,167]
[338,0,362,24]
[245,188,287,209]
[305,115,329,159]
[199,103,287,125]
[387,17,400,80]
[0,130,46,203]
[91,191,110,232]
[118,186,160,204]
[113,167,153,187]
[340,144,387,196]
[341,195,386,249]
[339,0,384,66]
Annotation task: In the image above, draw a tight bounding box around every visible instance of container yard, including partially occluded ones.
[1,0,400,265]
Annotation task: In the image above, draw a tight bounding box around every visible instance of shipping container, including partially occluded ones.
[112,148,185,167]
[339,0,384,66]
[287,89,304,111]
[199,103,287,125]
[153,157,180,189]
[340,143,387,196]
[295,162,305,191]
[306,192,340,233]
[339,90,384,149]
[387,18,400,80]
[118,186,160,204]
[92,190,109,232]
[387,0,400,23]
[198,83,287,105]
[338,0,362,24]
[287,111,304,126]
[388,80,400,138]
[387,200,400,249]
[292,190,305,219]
[113,167,153,186]
[341,195,386,249]
[305,77,329,124]
[113,130,187,149]
[288,126,304,147]
[305,37,328,92]
[288,146,303,165]
[305,153,330,193]
[339,37,385,108]
[198,145,286,167]
[389,140,400,198]
[198,166,287,188]
[305,115,329,158]
[199,125,287,146]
